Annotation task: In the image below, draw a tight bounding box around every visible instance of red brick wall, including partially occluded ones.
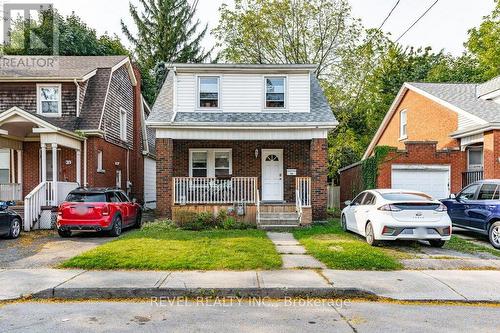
[339,163,363,205]
[483,130,500,179]
[310,138,328,220]
[156,138,173,218]
[22,142,40,197]
[86,137,128,190]
[129,66,145,202]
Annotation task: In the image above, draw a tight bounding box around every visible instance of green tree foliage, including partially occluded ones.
[122,0,211,103]
[3,9,128,56]
[466,0,500,80]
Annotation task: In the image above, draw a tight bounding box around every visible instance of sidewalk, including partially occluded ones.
[1,268,499,302]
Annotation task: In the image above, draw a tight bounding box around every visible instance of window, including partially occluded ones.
[265,77,285,108]
[198,76,219,108]
[458,184,480,201]
[107,191,121,203]
[362,192,376,205]
[97,151,104,172]
[380,192,432,201]
[477,184,499,200]
[351,192,366,206]
[37,84,61,116]
[115,191,130,202]
[189,149,232,177]
[66,192,107,202]
[116,170,122,189]
[0,149,10,183]
[265,154,279,162]
[467,147,483,170]
[400,110,407,139]
[120,108,127,141]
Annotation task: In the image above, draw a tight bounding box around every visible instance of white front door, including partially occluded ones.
[261,149,283,201]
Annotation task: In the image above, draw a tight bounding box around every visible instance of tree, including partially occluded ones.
[466,0,500,80]
[3,9,128,56]
[214,0,362,78]
[122,0,211,103]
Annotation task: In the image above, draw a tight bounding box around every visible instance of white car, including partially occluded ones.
[341,189,452,247]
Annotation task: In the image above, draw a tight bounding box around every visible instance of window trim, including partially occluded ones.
[263,75,287,110]
[399,109,407,140]
[97,150,105,173]
[119,107,127,142]
[37,83,62,117]
[197,75,221,110]
[467,146,483,171]
[189,148,232,177]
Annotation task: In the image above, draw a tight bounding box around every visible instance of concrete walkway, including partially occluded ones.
[2,268,500,302]
[267,232,326,269]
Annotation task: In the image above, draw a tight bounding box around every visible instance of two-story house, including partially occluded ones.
[0,56,156,231]
[147,63,337,227]
[340,76,500,203]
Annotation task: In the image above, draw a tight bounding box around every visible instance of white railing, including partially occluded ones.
[0,183,22,201]
[256,190,261,226]
[295,177,312,207]
[173,177,258,204]
[295,189,303,224]
[46,181,79,206]
[24,182,46,231]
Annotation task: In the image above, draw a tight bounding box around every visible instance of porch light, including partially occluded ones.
[255,149,259,158]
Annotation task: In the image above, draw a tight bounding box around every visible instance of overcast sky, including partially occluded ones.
[1,0,496,56]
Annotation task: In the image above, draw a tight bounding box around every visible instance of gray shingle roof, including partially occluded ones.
[147,71,337,126]
[0,56,127,79]
[409,82,500,123]
[477,75,500,97]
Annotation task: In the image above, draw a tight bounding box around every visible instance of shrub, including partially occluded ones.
[173,210,200,230]
[172,209,254,230]
[141,220,175,232]
[222,216,236,230]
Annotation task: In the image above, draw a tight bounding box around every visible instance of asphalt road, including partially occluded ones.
[0,300,498,332]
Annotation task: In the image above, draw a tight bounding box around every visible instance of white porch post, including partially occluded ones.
[51,143,58,205]
[16,150,22,185]
[76,149,81,186]
[10,149,15,183]
[41,144,47,182]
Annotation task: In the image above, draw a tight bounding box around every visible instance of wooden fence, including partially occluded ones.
[327,185,340,209]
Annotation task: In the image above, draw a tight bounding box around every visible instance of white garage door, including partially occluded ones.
[144,157,157,209]
[391,165,450,200]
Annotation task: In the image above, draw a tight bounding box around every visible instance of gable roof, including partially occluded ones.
[147,69,337,127]
[477,75,500,97]
[363,80,500,159]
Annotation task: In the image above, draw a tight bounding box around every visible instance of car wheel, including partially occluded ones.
[8,218,21,239]
[109,215,122,237]
[488,222,500,249]
[429,239,446,248]
[341,215,347,231]
[365,222,378,246]
[57,229,71,238]
[134,212,143,229]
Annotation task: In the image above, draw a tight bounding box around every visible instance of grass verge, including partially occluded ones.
[293,220,403,270]
[60,225,281,270]
[444,236,500,257]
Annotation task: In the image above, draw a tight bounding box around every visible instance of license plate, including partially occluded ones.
[74,206,89,215]
[414,227,427,238]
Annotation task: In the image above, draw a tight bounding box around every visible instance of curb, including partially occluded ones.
[31,287,377,300]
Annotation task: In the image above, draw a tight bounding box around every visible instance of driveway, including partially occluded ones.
[0,230,112,269]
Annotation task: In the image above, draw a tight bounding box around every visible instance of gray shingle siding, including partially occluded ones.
[78,68,111,130]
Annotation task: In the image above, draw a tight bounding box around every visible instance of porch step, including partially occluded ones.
[258,211,300,230]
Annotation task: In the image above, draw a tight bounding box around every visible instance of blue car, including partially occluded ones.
[441,180,500,249]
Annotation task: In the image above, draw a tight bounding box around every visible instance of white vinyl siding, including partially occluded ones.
[458,113,482,130]
[175,73,310,113]
[144,157,156,209]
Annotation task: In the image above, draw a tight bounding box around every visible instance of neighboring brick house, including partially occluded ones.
[147,64,337,227]
[340,76,500,203]
[0,56,156,231]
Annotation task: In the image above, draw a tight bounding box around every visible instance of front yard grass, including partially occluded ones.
[60,224,282,270]
[293,220,404,270]
[444,236,500,257]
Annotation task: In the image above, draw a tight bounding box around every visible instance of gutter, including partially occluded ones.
[146,122,339,129]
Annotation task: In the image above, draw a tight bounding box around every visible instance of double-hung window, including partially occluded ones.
[198,76,219,108]
[0,149,10,183]
[97,150,104,173]
[189,149,232,177]
[467,147,483,170]
[265,77,285,108]
[400,109,407,139]
[120,108,127,141]
[37,84,61,116]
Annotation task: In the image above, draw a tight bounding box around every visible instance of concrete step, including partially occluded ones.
[258,224,301,230]
[259,212,299,220]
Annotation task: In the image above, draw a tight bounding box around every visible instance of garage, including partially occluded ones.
[391,164,450,199]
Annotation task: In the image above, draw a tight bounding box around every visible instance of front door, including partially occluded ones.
[261,149,283,201]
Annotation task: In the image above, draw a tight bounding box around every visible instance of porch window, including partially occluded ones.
[189,149,232,177]
[119,108,127,141]
[265,77,285,108]
[0,149,10,183]
[467,147,483,170]
[198,77,219,108]
[37,84,61,116]
[400,109,407,139]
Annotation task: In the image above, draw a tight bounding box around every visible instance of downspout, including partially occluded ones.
[83,138,87,187]
[74,79,80,117]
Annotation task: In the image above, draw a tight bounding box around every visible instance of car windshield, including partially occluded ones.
[66,193,106,203]
[380,192,432,201]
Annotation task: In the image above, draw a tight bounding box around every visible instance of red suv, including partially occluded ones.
[56,188,142,238]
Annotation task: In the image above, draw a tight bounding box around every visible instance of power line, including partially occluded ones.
[378,0,402,30]
[395,0,440,42]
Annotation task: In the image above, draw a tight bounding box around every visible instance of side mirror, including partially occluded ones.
[132,198,137,203]
[449,193,456,199]
[6,201,15,207]
[344,200,352,206]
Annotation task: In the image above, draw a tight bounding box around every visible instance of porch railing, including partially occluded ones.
[0,183,22,201]
[46,181,79,206]
[295,177,312,207]
[24,182,46,231]
[462,170,483,188]
[173,177,258,204]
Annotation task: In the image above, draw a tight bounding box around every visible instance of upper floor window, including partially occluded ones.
[119,108,127,141]
[265,77,285,108]
[198,76,219,108]
[37,84,61,116]
[467,147,483,170]
[399,109,407,139]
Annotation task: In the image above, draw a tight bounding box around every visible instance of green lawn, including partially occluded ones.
[444,236,500,257]
[60,225,282,270]
[293,220,404,270]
